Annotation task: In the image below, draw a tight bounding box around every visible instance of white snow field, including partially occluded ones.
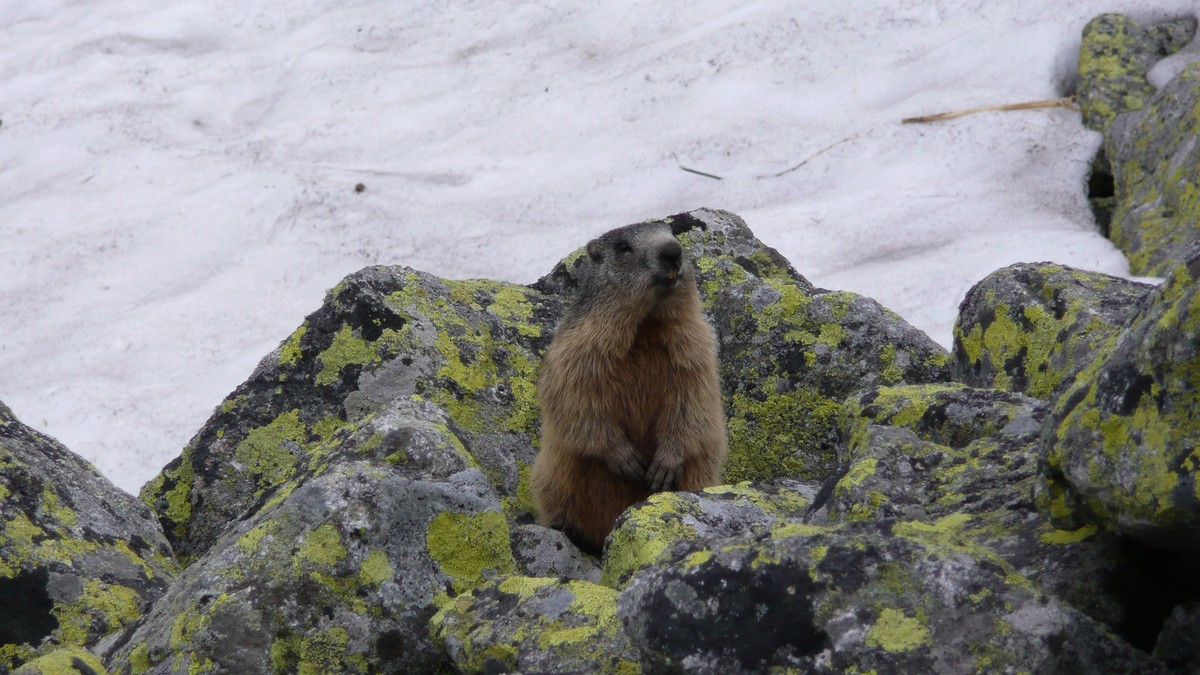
[1,1,1195,493]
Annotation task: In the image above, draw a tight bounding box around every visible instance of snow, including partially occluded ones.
[1,0,1195,494]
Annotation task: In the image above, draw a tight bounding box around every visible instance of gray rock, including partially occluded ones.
[1155,603,1200,674]
[952,263,1152,400]
[1077,13,1196,132]
[103,461,513,674]
[431,576,639,674]
[617,520,1166,674]
[1106,61,1200,276]
[1043,246,1200,548]
[512,524,601,583]
[0,402,175,670]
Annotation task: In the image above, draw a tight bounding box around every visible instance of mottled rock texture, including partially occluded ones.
[0,402,175,670]
[1043,250,1200,549]
[953,263,1152,400]
[1077,13,1200,276]
[11,178,1200,672]
[1077,13,1195,132]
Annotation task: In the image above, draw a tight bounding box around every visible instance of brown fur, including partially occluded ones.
[532,223,728,553]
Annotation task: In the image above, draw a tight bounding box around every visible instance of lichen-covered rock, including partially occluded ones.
[0,402,176,670]
[511,525,601,583]
[602,481,818,588]
[142,208,948,564]
[104,460,513,674]
[14,646,109,675]
[617,520,1166,674]
[140,268,560,562]
[952,263,1152,399]
[1077,13,1196,132]
[1105,61,1200,276]
[815,384,1150,628]
[1043,251,1200,548]
[430,576,640,674]
[1154,603,1200,674]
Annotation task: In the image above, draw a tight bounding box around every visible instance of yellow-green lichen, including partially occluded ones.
[54,580,142,646]
[235,410,306,495]
[702,482,811,517]
[13,646,110,675]
[865,608,930,653]
[601,493,701,587]
[142,445,197,540]
[1038,524,1099,545]
[426,510,516,595]
[358,550,394,587]
[315,324,405,387]
[300,524,347,568]
[129,642,153,674]
[280,323,308,366]
[725,388,842,482]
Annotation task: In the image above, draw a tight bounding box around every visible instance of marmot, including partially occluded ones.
[532,221,728,554]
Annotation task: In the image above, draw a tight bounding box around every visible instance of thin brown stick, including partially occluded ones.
[901,97,1078,124]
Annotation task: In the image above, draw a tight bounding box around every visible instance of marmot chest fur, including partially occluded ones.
[532,221,728,553]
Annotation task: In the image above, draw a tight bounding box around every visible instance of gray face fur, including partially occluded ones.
[583,222,688,299]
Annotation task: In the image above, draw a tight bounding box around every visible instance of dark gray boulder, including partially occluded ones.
[1042,248,1200,549]
[1106,62,1200,276]
[1155,603,1200,674]
[952,263,1152,400]
[616,520,1167,674]
[1076,13,1195,132]
[431,576,639,673]
[0,402,175,670]
[104,392,518,673]
[105,456,513,674]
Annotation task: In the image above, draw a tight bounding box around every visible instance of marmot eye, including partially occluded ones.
[614,241,632,254]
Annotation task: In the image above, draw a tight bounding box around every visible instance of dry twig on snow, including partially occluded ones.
[901,97,1078,124]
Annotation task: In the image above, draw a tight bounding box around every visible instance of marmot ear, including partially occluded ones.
[586,240,604,262]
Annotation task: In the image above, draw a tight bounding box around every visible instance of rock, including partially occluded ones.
[141,208,949,565]
[1106,61,1200,276]
[616,520,1166,674]
[1077,13,1196,132]
[952,263,1152,400]
[511,525,601,583]
[1043,249,1200,548]
[815,383,1141,630]
[104,458,513,674]
[140,267,561,562]
[1155,603,1200,674]
[0,402,175,670]
[603,480,819,588]
[14,646,108,675]
[430,576,639,674]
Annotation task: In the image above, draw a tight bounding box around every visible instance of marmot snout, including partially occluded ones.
[532,221,729,554]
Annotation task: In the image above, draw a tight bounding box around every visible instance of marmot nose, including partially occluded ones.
[658,240,682,268]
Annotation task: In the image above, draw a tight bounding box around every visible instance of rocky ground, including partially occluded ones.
[3,12,1200,675]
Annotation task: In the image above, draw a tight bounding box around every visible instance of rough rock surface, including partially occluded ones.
[104,400,514,674]
[0,402,176,670]
[1043,248,1200,548]
[431,576,638,674]
[953,263,1152,400]
[14,646,109,675]
[1154,603,1200,674]
[617,521,1167,675]
[140,208,951,566]
[11,176,1200,671]
[1076,13,1195,132]
[1106,62,1200,277]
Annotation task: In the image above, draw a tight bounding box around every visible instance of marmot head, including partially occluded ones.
[582,221,690,303]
